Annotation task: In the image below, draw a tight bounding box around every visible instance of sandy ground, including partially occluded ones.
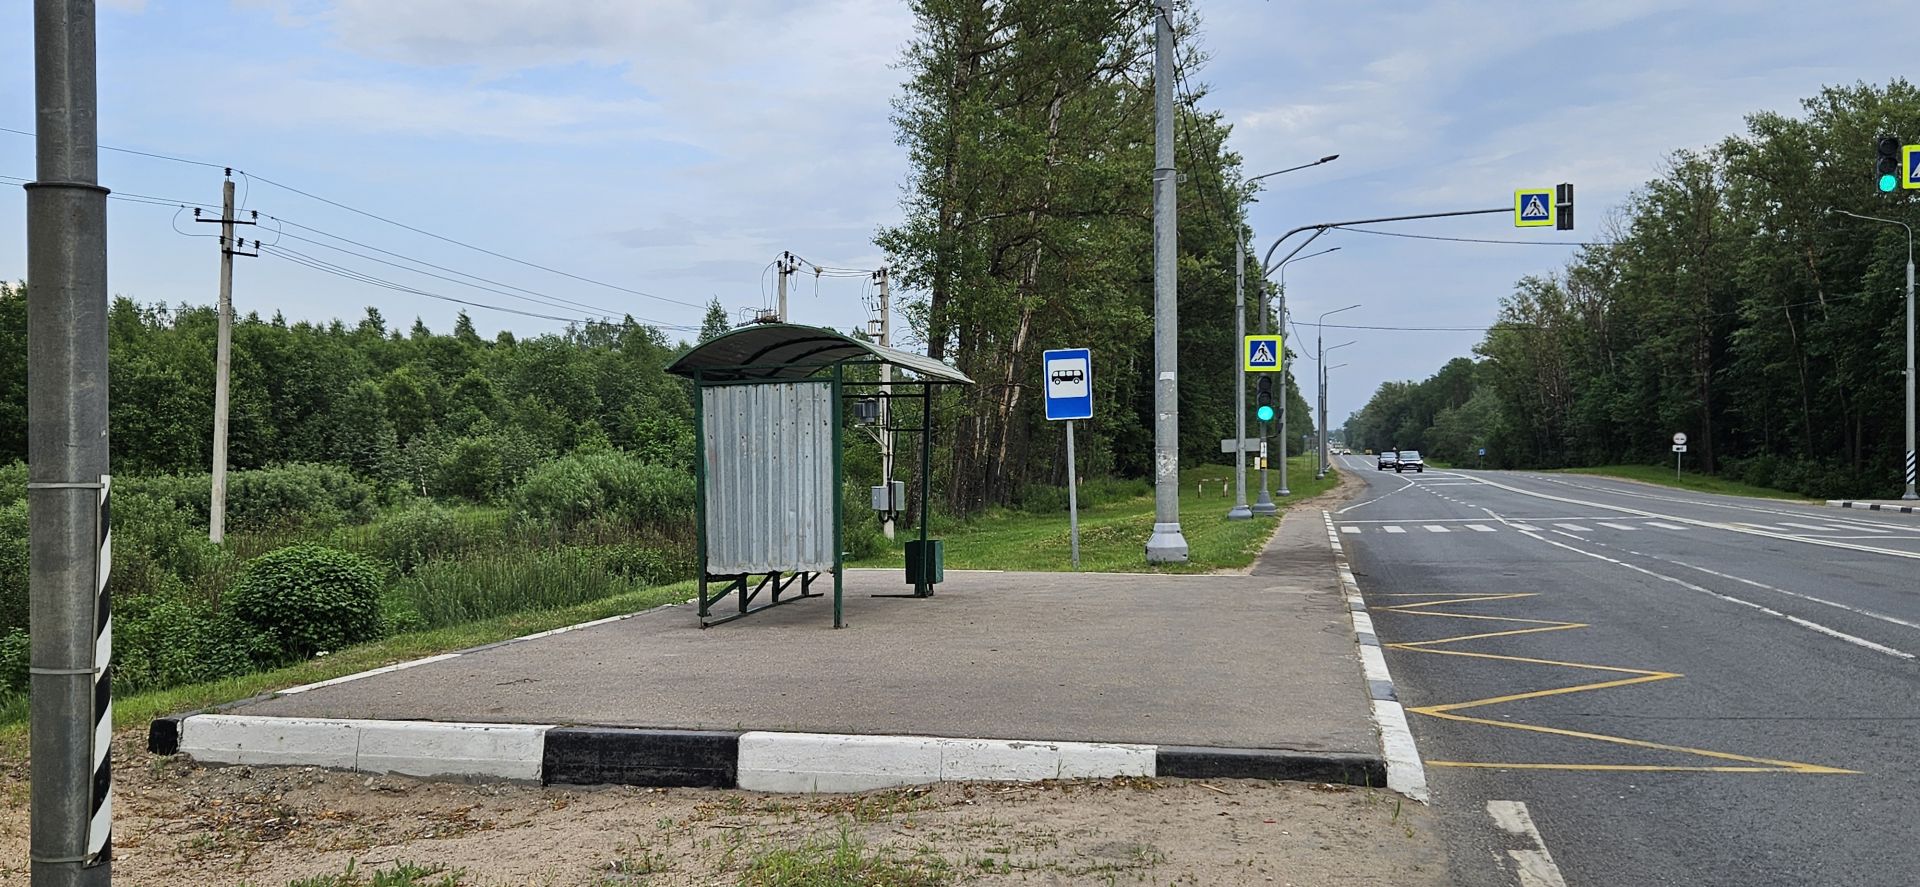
[2,733,1446,887]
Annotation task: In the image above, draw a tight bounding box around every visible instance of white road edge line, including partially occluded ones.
[1487,800,1569,887]
[1323,510,1430,803]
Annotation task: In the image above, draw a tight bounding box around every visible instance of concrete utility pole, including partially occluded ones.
[27,1,115,883]
[1820,208,1912,499]
[1228,237,1251,520]
[876,266,897,538]
[1145,0,1187,563]
[210,179,234,543]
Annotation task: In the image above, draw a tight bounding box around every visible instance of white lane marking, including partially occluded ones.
[1645,521,1687,530]
[1847,524,1893,534]
[1552,523,1592,532]
[1472,476,1920,562]
[1596,522,1639,531]
[1737,522,1794,532]
[1383,526,1406,534]
[1510,524,1541,533]
[1340,526,1362,534]
[1424,525,1450,533]
[1337,471,1420,514]
[1487,801,1568,887]
[1611,548,1920,636]
[1778,521,1850,532]
[1528,474,1920,536]
[1519,526,1914,660]
[1466,524,1497,533]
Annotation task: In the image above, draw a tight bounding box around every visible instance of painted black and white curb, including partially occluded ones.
[147,715,1385,791]
[1826,500,1918,515]
[1322,509,1430,802]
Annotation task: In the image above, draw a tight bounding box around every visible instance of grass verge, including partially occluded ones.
[857,456,1336,573]
[1550,464,1815,501]
[0,580,696,761]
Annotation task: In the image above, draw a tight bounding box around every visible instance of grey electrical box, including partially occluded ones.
[870,480,906,512]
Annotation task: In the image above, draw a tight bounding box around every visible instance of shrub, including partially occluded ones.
[593,542,694,585]
[112,595,270,693]
[370,503,465,574]
[0,501,25,635]
[230,544,385,659]
[388,547,643,629]
[0,461,24,507]
[124,463,376,533]
[513,450,694,533]
[0,628,27,694]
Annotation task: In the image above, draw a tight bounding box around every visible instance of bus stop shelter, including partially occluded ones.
[667,324,973,628]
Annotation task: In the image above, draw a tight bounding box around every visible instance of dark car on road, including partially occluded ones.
[1377,451,1397,470]
[1395,450,1425,473]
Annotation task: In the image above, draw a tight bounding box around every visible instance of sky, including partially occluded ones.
[0,0,1904,428]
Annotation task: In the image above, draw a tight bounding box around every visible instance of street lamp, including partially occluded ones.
[1315,308,1362,478]
[1828,207,1917,500]
[1229,155,1341,520]
[1320,342,1356,477]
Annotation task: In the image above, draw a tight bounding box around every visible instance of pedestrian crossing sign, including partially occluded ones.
[1514,189,1554,227]
[1905,145,1920,190]
[1244,334,1283,372]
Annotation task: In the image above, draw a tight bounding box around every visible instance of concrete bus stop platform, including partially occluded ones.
[152,512,1393,793]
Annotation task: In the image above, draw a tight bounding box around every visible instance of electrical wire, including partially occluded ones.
[3,126,704,310]
[262,216,638,319]
[262,241,698,330]
[1333,226,1600,247]
[243,172,704,310]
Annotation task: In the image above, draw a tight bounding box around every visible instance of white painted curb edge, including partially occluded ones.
[736,731,1156,793]
[1322,510,1431,802]
[179,714,552,782]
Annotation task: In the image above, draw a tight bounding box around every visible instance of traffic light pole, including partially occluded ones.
[1830,208,1918,500]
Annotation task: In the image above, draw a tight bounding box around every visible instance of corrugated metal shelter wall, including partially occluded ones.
[702,381,836,574]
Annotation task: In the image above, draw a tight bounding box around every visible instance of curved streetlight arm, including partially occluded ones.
[1830,207,1913,267]
[1247,155,1341,185]
[1259,205,1510,277]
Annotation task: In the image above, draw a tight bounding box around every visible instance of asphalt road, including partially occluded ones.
[1328,455,1920,887]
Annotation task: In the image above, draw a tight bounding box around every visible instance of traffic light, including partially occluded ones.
[1255,376,1275,422]
[1877,135,1901,193]
[1555,183,1574,231]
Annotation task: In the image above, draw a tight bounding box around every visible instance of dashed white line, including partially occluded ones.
[1466,524,1496,533]
[1383,525,1406,534]
[1511,524,1541,533]
[1340,526,1361,534]
[1487,801,1568,887]
[1552,523,1592,532]
[1645,521,1687,530]
[1596,521,1639,531]
[1424,525,1450,533]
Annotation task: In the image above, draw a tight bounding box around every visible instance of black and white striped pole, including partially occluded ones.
[27,0,115,883]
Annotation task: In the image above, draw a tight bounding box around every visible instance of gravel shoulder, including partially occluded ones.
[3,733,1446,886]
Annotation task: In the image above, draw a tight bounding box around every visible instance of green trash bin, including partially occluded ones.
[905,539,944,587]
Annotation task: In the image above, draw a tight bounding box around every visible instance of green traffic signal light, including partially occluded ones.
[1256,405,1275,422]
[1881,173,1900,193]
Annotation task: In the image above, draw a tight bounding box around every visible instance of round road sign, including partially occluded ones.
[1672,432,1688,446]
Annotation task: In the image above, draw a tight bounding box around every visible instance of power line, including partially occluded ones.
[3,125,703,311]
[1333,226,1600,247]
[0,125,228,170]
[243,172,704,310]
[261,241,674,329]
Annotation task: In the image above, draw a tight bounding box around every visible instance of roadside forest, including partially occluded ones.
[1346,81,1920,499]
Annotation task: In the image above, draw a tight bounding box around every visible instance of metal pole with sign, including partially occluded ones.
[1043,348,1093,570]
[1673,433,1688,479]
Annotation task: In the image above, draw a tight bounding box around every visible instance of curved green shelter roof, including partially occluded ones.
[667,323,973,385]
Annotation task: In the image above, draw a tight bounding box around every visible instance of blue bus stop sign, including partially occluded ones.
[1042,348,1093,421]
